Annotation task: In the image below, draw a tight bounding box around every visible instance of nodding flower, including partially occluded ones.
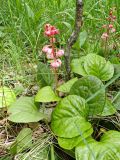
[50,59,62,68]
[101,33,109,40]
[56,49,64,58]
[42,45,52,54]
[111,28,116,33]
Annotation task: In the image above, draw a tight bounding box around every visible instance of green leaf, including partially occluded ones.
[70,76,105,116]
[8,97,45,123]
[79,31,88,47]
[62,22,72,32]
[35,86,60,102]
[71,58,87,76]
[113,64,120,76]
[76,130,120,160]
[58,128,93,150]
[102,99,116,116]
[51,95,92,138]
[10,128,32,154]
[84,54,114,81]
[0,86,16,108]
[57,78,78,93]
[113,91,120,110]
[73,31,88,49]
[25,3,34,19]
[37,62,54,87]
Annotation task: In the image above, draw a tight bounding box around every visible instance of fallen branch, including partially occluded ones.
[64,0,83,80]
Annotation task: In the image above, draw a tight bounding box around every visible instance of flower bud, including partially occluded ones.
[112,16,116,20]
[44,24,59,37]
[109,24,113,28]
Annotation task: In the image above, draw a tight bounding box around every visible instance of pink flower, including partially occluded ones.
[101,33,109,40]
[112,16,116,20]
[56,49,64,57]
[109,24,113,28]
[111,28,116,33]
[42,45,52,54]
[50,59,62,68]
[45,30,52,36]
[44,24,59,37]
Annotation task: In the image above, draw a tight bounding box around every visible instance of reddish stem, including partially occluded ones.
[50,36,58,92]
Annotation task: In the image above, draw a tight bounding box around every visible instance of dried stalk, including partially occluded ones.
[64,0,83,80]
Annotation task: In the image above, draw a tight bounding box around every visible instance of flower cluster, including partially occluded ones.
[42,24,64,68]
[101,9,116,40]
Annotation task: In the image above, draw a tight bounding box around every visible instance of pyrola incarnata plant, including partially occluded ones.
[101,9,116,40]
[42,24,64,68]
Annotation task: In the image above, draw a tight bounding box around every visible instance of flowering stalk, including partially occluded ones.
[42,24,64,91]
[101,9,116,59]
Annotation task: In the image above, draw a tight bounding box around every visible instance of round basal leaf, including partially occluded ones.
[75,130,120,160]
[113,64,120,76]
[57,78,78,93]
[10,128,32,154]
[102,99,116,116]
[84,54,114,81]
[71,58,87,76]
[113,92,120,110]
[70,76,106,116]
[0,86,16,108]
[35,86,60,102]
[8,97,45,123]
[51,95,92,138]
[58,128,93,150]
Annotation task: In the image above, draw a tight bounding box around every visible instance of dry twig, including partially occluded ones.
[64,0,83,80]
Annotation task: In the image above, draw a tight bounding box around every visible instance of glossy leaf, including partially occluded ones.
[51,95,92,138]
[58,128,93,150]
[10,128,32,154]
[84,54,114,81]
[0,86,16,108]
[35,86,60,102]
[70,76,105,115]
[71,58,87,76]
[37,62,54,87]
[76,130,120,160]
[57,78,78,93]
[102,99,116,116]
[113,92,120,110]
[8,97,45,123]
